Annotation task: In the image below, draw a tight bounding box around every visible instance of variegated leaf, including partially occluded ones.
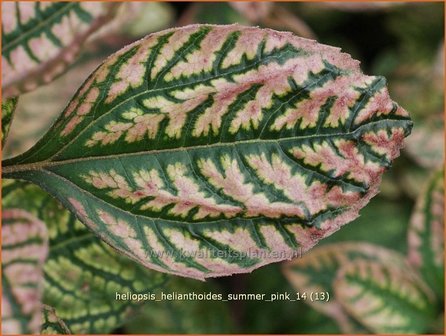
[2,180,167,334]
[408,169,444,296]
[2,208,48,335]
[282,242,407,333]
[1,97,18,148]
[334,259,436,334]
[3,24,412,280]
[41,305,71,335]
[1,1,118,98]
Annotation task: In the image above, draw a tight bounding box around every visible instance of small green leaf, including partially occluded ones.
[2,208,48,334]
[2,181,167,334]
[408,168,444,296]
[334,259,436,334]
[282,242,406,333]
[3,24,412,279]
[1,97,18,148]
[1,2,118,98]
[41,305,71,335]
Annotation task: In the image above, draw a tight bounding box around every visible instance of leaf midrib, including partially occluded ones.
[19,34,328,164]
[49,232,94,252]
[2,117,407,175]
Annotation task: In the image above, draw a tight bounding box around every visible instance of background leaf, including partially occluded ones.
[243,263,342,334]
[282,242,407,333]
[2,181,167,334]
[1,1,118,98]
[334,259,436,334]
[3,24,412,279]
[1,97,18,148]
[408,169,444,297]
[1,208,48,334]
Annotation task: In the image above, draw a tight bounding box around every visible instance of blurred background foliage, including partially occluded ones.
[3,2,444,334]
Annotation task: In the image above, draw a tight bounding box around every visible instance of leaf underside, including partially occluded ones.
[3,24,412,279]
[1,208,48,335]
[1,1,117,98]
[2,181,167,334]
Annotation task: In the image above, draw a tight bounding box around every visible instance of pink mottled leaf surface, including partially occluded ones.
[2,180,167,334]
[1,2,118,98]
[3,24,412,279]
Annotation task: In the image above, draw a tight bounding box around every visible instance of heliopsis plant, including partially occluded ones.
[1,1,443,334]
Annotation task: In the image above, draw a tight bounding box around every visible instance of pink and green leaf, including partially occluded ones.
[2,180,167,334]
[3,24,412,280]
[282,242,407,333]
[1,2,118,98]
[1,97,18,148]
[334,259,436,334]
[1,208,48,334]
[407,169,444,296]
